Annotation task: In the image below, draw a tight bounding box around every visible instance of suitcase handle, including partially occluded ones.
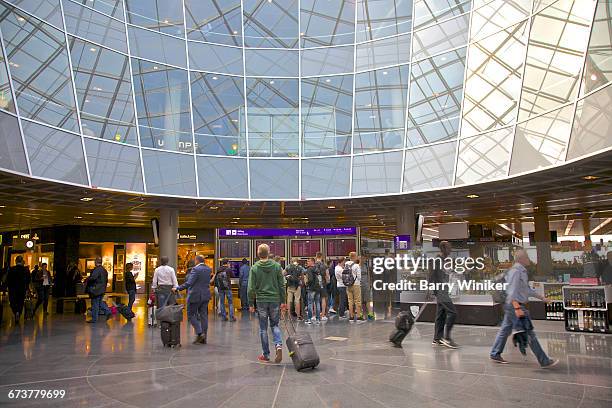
[282,309,297,336]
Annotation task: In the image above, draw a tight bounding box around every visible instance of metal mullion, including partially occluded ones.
[400,0,417,194]
[181,0,199,197]
[450,0,474,186]
[121,0,147,193]
[0,24,31,175]
[298,0,302,199]
[240,0,251,199]
[59,0,91,187]
[348,0,357,196]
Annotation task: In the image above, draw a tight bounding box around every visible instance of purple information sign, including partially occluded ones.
[219,227,356,237]
[394,235,411,250]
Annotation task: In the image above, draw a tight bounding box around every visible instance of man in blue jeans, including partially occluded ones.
[305,258,321,325]
[216,259,236,322]
[248,244,286,363]
[238,258,250,310]
[490,249,558,368]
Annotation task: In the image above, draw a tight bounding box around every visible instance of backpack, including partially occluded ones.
[315,261,328,285]
[306,267,321,291]
[342,263,356,287]
[491,272,507,304]
[217,270,230,291]
[285,264,301,288]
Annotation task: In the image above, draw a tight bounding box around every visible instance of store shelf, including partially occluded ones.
[564,307,608,311]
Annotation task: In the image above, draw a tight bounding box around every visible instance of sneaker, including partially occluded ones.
[329,308,337,314]
[321,316,328,322]
[193,335,204,345]
[230,317,236,322]
[222,317,228,321]
[541,359,559,369]
[356,317,366,324]
[315,319,321,325]
[339,315,348,320]
[440,338,459,349]
[432,339,443,346]
[198,334,207,344]
[297,316,304,321]
[392,342,403,348]
[305,319,313,325]
[349,318,355,323]
[257,354,270,363]
[490,355,508,364]
[274,346,282,364]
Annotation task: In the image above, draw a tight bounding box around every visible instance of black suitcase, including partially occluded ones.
[284,315,319,371]
[160,321,181,347]
[389,303,429,347]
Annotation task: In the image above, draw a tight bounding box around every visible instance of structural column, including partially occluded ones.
[396,205,416,241]
[159,208,179,269]
[533,209,553,277]
[582,218,592,252]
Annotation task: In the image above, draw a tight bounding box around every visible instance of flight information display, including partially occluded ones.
[290,240,321,257]
[219,227,356,237]
[255,240,286,257]
[219,240,250,258]
[326,238,357,257]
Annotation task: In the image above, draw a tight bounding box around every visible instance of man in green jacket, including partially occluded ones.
[248,243,286,363]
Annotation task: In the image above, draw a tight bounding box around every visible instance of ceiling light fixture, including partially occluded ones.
[209,206,219,210]
[80,197,93,202]
[84,212,94,215]
[590,74,598,81]
[466,194,479,199]
[582,175,600,181]
[74,216,82,219]
[89,47,97,52]
[327,205,336,209]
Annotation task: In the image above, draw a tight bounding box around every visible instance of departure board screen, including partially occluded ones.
[326,239,357,257]
[255,240,285,258]
[290,240,321,257]
[219,240,250,258]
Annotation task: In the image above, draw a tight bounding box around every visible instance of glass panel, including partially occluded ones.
[302,74,353,156]
[244,49,298,77]
[22,119,88,184]
[243,0,299,48]
[403,141,456,191]
[185,0,242,46]
[125,0,184,36]
[187,41,243,75]
[62,0,128,53]
[5,0,63,28]
[352,151,402,195]
[0,111,28,173]
[0,44,15,113]
[84,137,144,192]
[300,0,355,47]
[0,6,79,131]
[301,45,354,77]
[356,0,413,42]
[510,104,574,175]
[354,65,408,153]
[196,156,248,198]
[470,0,531,41]
[461,21,528,138]
[301,156,351,198]
[128,25,186,67]
[414,0,471,30]
[412,12,470,60]
[131,59,193,153]
[141,149,197,196]
[249,158,299,199]
[71,0,125,20]
[407,48,465,147]
[567,84,612,160]
[355,33,411,72]
[191,72,245,156]
[518,0,596,120]
[582,0,612,94]
[455,128,513,185]
[69,37,137,144]
[246,78,299,157]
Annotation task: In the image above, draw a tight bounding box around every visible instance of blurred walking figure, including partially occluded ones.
[430,241,458,348]
[32,263,52,315]
[239,258,250,310]
[7,256,30,322]
[124,262,138,315]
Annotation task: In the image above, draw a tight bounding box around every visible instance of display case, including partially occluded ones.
[563,285,611,333]
[530,282,565,320]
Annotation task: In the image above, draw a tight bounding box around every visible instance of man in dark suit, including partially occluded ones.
[173,255,211,344]
[87,257,111,323]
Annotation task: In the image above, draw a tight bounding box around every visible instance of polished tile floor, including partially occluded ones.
[0,297,611,408]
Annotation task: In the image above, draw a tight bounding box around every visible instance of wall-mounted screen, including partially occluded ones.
[326,238,356,257]
[255,240,286,258]
[219,239,250,258]
[290,239,321,258]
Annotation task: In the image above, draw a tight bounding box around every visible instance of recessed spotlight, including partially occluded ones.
[369,115,376,119]
[590,73,598,81]
[300,32,304,36]
[212,76,218,80]
[80,197,94,202]
[0,205,4,208]
[163,19,169,24]
[382,71,388,75]
[582,175,600,181]
[84,212,94,215]
[233,217,240,220]
[233,30,238,34]
[466,194,479,199]
[325,78,331,82]
[153,66,159,70]
[17,16,25,22]
[269,80,275,84]
[230,221,238,224]
[89,47,97,52]
[209,206,219,210]
[327,205,336,209]
[74,216,83,219]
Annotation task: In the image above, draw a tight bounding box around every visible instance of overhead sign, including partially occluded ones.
[394,235,411,250]
[219,227,357,237]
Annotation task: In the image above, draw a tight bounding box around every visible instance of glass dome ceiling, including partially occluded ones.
[0,0,610,200]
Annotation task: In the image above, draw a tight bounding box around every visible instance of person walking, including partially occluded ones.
[151,256,178,309]
[248,243,286,363]
[335,257,348,319]
[32,263,52,315]
[284,258,304,320]
[86,257,111,323]
[173,255,212,344]
[7,256,30,322]
[216,259,236,322]
[124,262,138,315]
[238,258,250,310]
[429,241,458,348]
[490,250,558,368]
[304,258,322,325]
[345,252,364,323]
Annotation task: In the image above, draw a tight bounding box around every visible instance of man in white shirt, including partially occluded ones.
[335,257,348,319]
[151,256,178,308]
[346,251,364,323]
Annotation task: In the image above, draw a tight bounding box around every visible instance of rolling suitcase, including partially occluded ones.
[389,303,430,348]
[117,303,135,320]
[160,321,181,347]
[24,295,35,320]
[284,314,319,371]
